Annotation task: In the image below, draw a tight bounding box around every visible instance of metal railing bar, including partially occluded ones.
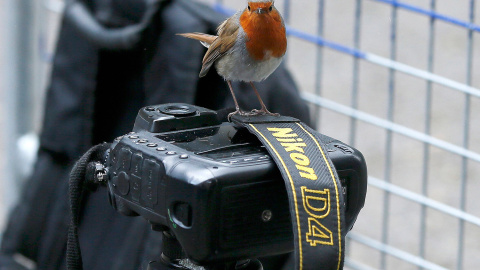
[346,0,363,257]
[371,0,480,32]
[368,177,480,227]
[300,92,480,163]
[348,232,449,270]
[213,3,480,100]
[364,54,480,99]
[457,1,476,268]
[314,0,325,128]
[380,4,398,268]
[419,0,436,263]
[282,0,291,29]
[349,0,363,146]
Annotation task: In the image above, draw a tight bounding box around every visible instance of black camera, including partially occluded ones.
[105,103,367,266]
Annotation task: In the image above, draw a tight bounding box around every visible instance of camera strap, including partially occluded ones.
[231,115,346,270]
[67,142,112,270]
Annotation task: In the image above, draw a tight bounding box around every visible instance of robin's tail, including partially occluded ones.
[177,32,217,48]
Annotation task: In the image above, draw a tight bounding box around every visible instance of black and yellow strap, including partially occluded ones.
[231,115,346,270]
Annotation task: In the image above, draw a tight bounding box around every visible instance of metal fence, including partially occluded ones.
[3,0,479,269]
[213,0,479,269]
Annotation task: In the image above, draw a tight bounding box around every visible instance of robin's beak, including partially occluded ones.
[255,8,267,14]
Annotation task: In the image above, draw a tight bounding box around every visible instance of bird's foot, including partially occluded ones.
[228,108,280,121]
[250,108,280,117]
[228,109,250,121]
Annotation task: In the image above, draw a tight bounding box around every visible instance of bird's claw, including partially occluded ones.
[228,108,280,122]
[228,109,250,121]
[250,109,280,117]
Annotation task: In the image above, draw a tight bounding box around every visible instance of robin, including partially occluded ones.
[178,0,287,117]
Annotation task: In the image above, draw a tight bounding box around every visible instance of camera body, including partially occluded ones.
[105,104,367,265]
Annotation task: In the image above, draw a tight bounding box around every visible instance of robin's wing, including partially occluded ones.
[199,17,239,77]
[176,33,217,48]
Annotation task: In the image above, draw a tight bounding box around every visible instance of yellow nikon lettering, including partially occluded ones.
[276,138,304,142]
[267,127,318,181]
[281,142,307,153]
[296,165,318,180]
[306,217,333,246]
[290,153,310,166]
[267,127,298,138]
[302,187,333,246]
[301,187,330,218]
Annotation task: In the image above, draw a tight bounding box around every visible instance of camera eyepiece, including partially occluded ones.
[158,104,197,117]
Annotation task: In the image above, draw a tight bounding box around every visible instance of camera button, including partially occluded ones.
[129,135,139,139]
[156,147,167,151]
[179,154,189,159]
[146,143,158,147]
[137,139,148,143]
[113,172,130,196]
[166,151,177,155]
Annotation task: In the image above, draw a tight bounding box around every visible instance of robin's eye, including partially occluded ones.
[269,6,273,11]
[248,5,251,11]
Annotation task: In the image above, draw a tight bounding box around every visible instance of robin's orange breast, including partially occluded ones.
[240,9,287,61]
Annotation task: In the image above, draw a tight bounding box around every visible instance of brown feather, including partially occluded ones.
[199,18,240,77]
[176,32,217,46]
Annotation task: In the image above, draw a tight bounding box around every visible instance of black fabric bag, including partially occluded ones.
[0,1,310,269]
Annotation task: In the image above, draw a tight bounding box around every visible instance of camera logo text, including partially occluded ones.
[267,127,318,180]
[301,187,333,246]
[267,127,333,246]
